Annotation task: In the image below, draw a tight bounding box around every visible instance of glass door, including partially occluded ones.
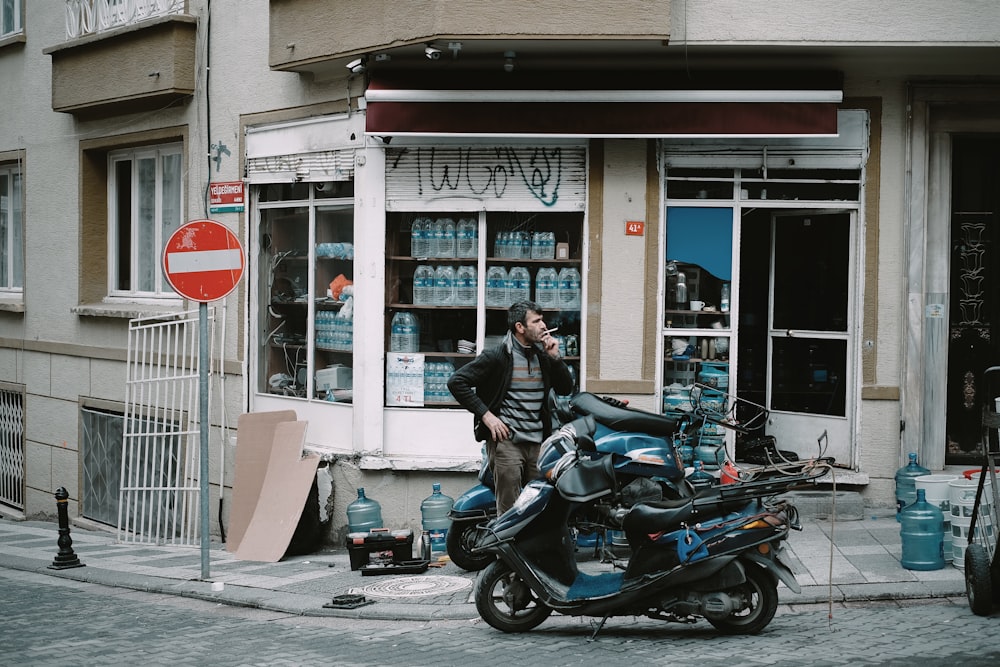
[765,211,855,464]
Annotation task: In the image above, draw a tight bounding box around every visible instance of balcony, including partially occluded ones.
[44,2,196,118]
[269,0,671,77]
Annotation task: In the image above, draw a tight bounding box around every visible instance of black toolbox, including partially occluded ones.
[346,529,413,570]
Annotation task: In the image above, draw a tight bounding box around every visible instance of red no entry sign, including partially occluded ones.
[163,220,245,302]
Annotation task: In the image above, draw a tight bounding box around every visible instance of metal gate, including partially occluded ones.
[117,309,214,545]
[0,382,25,510]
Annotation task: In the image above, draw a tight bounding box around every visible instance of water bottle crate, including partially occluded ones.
[346,529,414,570]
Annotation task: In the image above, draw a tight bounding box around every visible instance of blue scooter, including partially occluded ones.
[446,392,690,571]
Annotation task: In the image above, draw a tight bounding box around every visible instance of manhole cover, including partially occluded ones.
[358,575,472,599]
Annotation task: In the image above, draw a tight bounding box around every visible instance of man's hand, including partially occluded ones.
[482,411,510,442]
[541,333,560,359]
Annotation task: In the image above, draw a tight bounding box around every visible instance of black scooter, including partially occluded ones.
[470,417,828,638]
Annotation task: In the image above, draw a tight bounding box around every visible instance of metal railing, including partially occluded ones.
[65,0,185,40]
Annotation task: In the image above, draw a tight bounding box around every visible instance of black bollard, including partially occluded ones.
[48,487,85,570]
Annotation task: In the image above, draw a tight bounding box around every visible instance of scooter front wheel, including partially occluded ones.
[475,560,552,633]
[447,519,495,572]
[705,561,778,635]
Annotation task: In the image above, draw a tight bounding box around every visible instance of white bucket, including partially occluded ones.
[949,477,983,509]
[951,536,964,566]
[916,475,956,562]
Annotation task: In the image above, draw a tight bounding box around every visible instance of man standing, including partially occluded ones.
[448,300,574,514]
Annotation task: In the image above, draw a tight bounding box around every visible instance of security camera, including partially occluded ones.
[424,45,442,60]
[346,58,365,74]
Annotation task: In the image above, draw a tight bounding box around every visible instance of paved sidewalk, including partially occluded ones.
[0,510,967,621]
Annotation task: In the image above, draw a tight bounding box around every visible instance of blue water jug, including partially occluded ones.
[420,483,454,554]
[346,487,383,533]
[894,452,930,520]
[899,488,945,571]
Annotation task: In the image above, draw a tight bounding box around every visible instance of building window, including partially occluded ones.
[0,162,23,291]
[107,144,182,298]
[1,0,22,39]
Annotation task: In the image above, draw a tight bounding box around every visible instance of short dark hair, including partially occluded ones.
[508,300,542,332]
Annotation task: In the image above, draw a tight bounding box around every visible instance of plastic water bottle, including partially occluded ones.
[441,361,455,401]
[406,312,420,352]
[508,266,531,303]
[557,267,581,310]
[410,217,429,258]
[420,483,454,554]
[347,488,383,533]
[455,265,478,306]
[428,218,444,258]
[535,267,558,309]
[434,265,455,305]
[517,231,531,259]
[390,312,406,352]
[412,265,434,306]
[439,217,456,258]
[456,218,478,258]
[900,488,945,570]
[391,311,418,353]
[895,452,930,520]
[545,232,557,259]
[486,266,509,307]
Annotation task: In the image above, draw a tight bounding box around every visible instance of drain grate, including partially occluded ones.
[359,575,472,598]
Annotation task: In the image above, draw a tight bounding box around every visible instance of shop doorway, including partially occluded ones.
[946,135,1000,464]
[737,209,856,466]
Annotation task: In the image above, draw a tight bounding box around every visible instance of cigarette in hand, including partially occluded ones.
[543,327,559,335]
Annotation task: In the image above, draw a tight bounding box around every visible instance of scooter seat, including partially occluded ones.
[570,392,678,438]
[622,497,696,533]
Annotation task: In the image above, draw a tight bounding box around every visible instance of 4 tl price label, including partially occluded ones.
[625,220,645,236]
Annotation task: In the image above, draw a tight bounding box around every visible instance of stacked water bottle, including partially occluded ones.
[424,361,456,403]
[316,296,354,351]
[493,230,556,260]
[413,264,477,306]
[411,217,478,259]
[315,242,354,259]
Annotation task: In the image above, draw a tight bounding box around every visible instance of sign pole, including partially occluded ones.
[199,301,210,580]
[162,220,245,583]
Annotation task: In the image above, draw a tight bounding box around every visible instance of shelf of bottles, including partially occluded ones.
[259,182,355,404]
[386,211,583,407]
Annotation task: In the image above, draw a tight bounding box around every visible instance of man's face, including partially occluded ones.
[518,310,547,345]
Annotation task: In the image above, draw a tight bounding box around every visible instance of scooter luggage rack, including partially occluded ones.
[688,383,768,435]
[965,365,1000,616]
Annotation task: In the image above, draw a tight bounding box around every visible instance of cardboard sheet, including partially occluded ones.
[234,420,320,562]
[227,410,297,554]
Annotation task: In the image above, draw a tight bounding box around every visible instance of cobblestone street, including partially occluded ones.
[4,569,998,666]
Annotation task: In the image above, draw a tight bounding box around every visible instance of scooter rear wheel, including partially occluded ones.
[447,519,495,572]
[475,560,552,633]
[705,561,778,635]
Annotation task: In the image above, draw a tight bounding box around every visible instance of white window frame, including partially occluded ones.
[0,162,23,292]
[107,143,183,300]
[1,0,22,39]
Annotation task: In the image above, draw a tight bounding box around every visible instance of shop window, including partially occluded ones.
[662,206,734,421]
[258,181,356,403]
[107,144,183,298]
[385,211,583,407]
[0,160,24,291]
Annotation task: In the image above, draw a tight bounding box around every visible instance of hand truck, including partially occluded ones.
[965,365,1000,616]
